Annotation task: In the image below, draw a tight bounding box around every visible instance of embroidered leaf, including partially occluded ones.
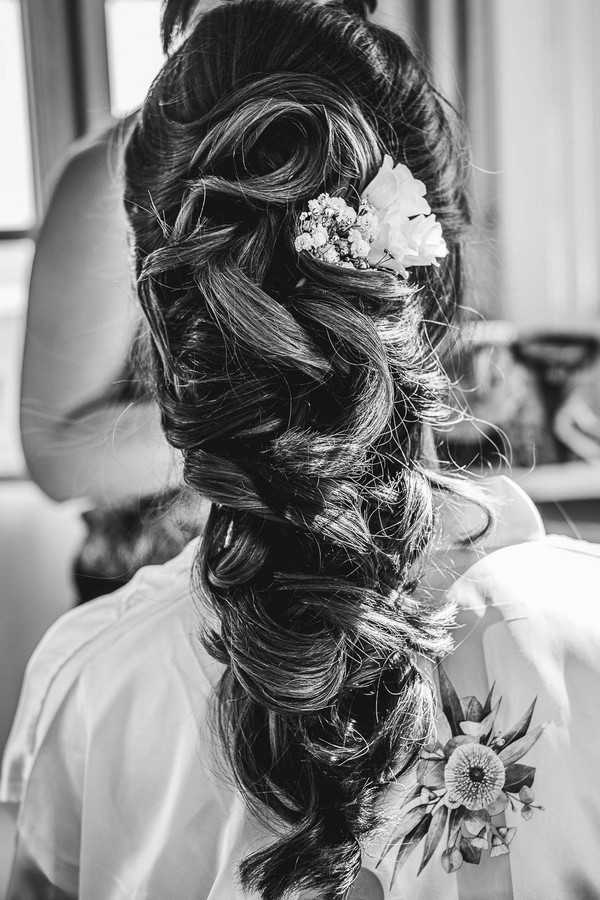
[390,814,431,887]
[481,682,496,717]
[462,810,490,835]
[462,695,484,722]
[498,723,545,766]
[419,742,445,760]
[503,763,536,793]
[502,698,537,746]
[375,785,427,865]
[402,782,427,805]
[377,803,430,863]
[417,805,448,875]
[459,836,483,865]
[438,666,464,736]
[447,807,462,847]
[416,757,445,788]
[486,792,508,815]
[460,700,501,739]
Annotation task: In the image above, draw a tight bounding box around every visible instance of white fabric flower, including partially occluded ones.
[368,212,448,274]
[356,205,379,239]
[361,154,431,219]
[367,217,406,274]
[397,213,448,267]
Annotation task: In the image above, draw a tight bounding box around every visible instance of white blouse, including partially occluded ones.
[2,477,600,899]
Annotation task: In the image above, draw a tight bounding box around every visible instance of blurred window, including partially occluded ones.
[0,0,35,232]
[0,1,35,474]
[0,0,166,476]
[105,0,164,116]
[0,240,34,316]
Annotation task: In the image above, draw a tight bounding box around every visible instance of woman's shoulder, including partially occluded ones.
[446,475,600,651]
[368,481,600,896]
[454,526,600,634]
[0,536,217,804]
[438,474,587,600]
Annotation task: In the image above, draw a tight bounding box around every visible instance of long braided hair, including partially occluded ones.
[125,2,472,896]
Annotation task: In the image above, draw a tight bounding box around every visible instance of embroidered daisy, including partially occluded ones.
[444,743,505,810]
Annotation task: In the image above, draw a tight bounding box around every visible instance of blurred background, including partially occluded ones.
[1,0,600,835]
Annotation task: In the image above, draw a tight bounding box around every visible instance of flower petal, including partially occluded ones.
[392,214,448,267]
[459,836,483,865]
[461,811,490,836]
[444,743,505,810]
[497,826,517,846]
[486,792,508,816]
[471,835,490,850]
[519,786,535,804]
[441,847,464,874]
[361,155,397,211]
[445,793,464,810]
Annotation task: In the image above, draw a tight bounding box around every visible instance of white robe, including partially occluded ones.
[2,478,599,899]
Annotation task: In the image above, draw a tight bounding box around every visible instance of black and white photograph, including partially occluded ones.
[0,1,599,897]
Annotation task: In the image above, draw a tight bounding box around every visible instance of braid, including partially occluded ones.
[126,2,471,897]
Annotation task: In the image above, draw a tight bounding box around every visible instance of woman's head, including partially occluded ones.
[125,2,469,897]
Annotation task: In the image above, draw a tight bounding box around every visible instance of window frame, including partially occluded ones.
[0,0,112,240]
[0,0,112,480]
[18,0,111,225]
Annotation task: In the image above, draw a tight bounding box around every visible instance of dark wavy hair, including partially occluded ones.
[125,1,473,896]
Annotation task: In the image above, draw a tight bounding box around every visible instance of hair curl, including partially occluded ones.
[125,2,472,897]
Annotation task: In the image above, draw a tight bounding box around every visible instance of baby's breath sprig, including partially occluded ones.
[294,193,378,269]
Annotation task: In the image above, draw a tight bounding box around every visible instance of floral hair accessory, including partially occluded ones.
[377,666,547,887]
[294,154,448,277]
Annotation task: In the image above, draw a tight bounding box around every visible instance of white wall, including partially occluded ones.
[490,0,600,325]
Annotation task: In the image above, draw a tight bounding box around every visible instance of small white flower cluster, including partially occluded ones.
[294,155,448,279]
[294,194,378,269]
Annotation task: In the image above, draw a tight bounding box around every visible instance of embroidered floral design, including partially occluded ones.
[444,742,506,810]
[377,666,546,885]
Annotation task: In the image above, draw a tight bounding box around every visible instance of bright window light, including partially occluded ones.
[0,0,35,229]
[105,0,164,117]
